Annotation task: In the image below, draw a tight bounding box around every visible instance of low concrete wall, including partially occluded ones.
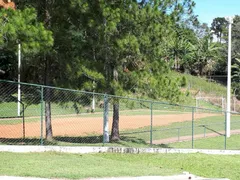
[1,145,240,155]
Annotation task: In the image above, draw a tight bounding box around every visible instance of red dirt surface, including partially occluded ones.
[0,113,218,139]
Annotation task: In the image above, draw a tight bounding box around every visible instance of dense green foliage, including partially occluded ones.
[232,16,240,97]
[0,7,53,79]
[0,0,239,140]
[211,17,228,43]
[1,0,233,100]
[0,8,52,52]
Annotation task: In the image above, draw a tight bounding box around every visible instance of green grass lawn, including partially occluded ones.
[170,134,240,150]
[0,101,183,117]
[0,102,91,118]
[0,117,40,125]
[0,107,188,125]
[119,114,240,149]
[0,152,239,180]
[0,95,222,119]
[121,115,233,141]
[197,100,223,111]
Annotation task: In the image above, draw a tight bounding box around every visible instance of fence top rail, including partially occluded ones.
[0,79,105,96]
[1,79,239,115]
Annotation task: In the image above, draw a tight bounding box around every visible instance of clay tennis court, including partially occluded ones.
[0,112,218,138]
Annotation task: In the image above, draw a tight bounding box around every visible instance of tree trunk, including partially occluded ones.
[110,102,120,141]
[199,62,203,76]
[43,0,53,141]
[45,98,53,140]
[110,66,120,141]
[44,56,53,141]
[220,32,222,43]
[175,55,177,70]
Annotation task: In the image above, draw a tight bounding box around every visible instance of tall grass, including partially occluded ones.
[169,71,226,96]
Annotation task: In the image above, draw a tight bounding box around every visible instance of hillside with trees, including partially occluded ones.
[0,0,239,141]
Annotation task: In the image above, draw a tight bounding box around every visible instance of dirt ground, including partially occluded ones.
[0,113,218,138]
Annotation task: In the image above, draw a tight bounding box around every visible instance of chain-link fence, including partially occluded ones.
[0,80,240,150]
[195,95,240,112]
[185,74,240,112]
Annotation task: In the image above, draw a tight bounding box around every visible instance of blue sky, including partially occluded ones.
[193,0,240,26]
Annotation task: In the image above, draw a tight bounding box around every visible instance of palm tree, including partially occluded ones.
[232,57,240,83]
[232,56,240,100]
[192,35,222,76]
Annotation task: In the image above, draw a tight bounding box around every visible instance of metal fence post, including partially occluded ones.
[177,128,180,141]
[40,86,44,145]
[150,102,153,145]
[192,107,194,149]
[204,126,206,138]
[22,103,25,140]
[103,94,109,144]
[225,111,227,150]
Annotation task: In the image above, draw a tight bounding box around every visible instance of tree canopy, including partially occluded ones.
[1,0,239,141]
[0,7,53,79]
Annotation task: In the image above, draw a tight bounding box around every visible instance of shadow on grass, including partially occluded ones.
[113,136,171,148]
[0,136,103,145]
[54,135,103,144]
[0,135,171,148]
[0,138,57,145]
[121,136,147,144]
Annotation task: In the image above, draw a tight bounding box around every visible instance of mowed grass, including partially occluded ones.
[121,115,240,141]
[170,134,240,150]
[197,100,223,111]
[119,114,240,149]
[0,97,220,119]
[0,102,91,118]
[0,152,239,180]
[0,108,187,125]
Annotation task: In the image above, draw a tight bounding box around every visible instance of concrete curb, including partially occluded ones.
[84,174,230,180]
[0,145,240,155]
[0,174,230,180]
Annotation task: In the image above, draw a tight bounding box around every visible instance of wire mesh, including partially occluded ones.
[193,108,225,149]
[43,86,105,145]
[108,96,152,145]
[0,80,240,150]
[151,104,194,149]
[0,81,42,145]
